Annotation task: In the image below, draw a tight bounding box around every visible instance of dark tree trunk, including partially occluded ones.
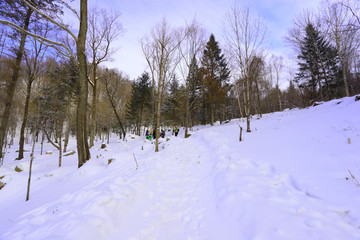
[76,0,89,168]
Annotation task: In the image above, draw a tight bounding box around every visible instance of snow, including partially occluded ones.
[0,96,360,240]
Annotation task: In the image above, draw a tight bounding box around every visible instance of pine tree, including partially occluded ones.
[163,75,183,125]
[126,72,152,135]
[295,23,340,103]
[187,56,202,126]
[200,34,230,125]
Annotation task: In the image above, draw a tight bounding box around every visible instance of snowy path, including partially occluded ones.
[2,128,360,240]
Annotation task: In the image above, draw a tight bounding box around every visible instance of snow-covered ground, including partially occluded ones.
[0,96,360,240]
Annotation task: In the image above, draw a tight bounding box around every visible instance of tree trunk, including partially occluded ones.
[253,78,262,118]
[76,0,89,168]
[277,85,282,112]
[210,105,214,126]
[155,77,162,152]
[26,132,36,201]
[235,83,244,120]
[185,84,190,138]
[58,130,62,167]
[18,79,33,160]
[63,119,70,153]
[244,78,251,132]
[89,62,97,148]
[341,59,350,96]
[41,132,44,155]
[0,8,32,160]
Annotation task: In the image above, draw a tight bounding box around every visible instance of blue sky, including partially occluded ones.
[85,0,322,81]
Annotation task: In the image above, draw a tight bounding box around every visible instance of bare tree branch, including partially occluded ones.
[21,0,78,41]
[0,19,75,60]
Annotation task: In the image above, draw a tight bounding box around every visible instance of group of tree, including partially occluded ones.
[0,0,359,169]
[0,0,129,168]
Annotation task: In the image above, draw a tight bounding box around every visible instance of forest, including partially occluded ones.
[0,0,360,168]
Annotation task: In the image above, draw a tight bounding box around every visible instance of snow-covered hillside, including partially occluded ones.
[0,96,359,240]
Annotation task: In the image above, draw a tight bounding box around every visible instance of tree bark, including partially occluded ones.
[76,0,89,168]
[0,8,32,160]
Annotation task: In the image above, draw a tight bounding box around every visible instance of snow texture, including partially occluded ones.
[0,96,360,240]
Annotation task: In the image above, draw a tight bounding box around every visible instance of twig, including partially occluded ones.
[132,153,138,170]
[348,170,360,187]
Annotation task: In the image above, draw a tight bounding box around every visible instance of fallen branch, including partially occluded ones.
[348,170,360,187]
[132,153,138,170]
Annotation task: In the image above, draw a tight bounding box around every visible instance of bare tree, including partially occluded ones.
[87,7,122,148]
[224,4,266,132]
[17,23,50,160]
[101,68,128,140]
[322,0,359,96]
[178,19,206,137]
[286,10,319,60]
[270,55,284,111]
[141,18,185,152]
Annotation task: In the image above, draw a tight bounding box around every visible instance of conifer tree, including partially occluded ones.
[187,56,202,126]
[126,72,152,135]
[295,23,340,102]
[163,75,183,125]
[200,34,230,125]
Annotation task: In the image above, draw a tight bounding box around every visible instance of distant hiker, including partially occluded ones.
[145,130,152,140]
[173,125,179,137]
[160,130,165,138]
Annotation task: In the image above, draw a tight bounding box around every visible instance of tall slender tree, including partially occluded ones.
[141,18,185,152]
[87,8,122,148]
[224,4,266,132]
[200,34,230,125]
[18,22,50,160]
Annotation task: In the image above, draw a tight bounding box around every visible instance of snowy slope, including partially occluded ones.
[0,96,359,240]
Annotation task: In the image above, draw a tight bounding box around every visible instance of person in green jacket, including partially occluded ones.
[173,125,179,137]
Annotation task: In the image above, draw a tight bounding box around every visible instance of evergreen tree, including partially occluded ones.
[200,34,230,125]
[295,23,340,103]
[163,75,183,125]
[126,72,152,135]
[187,56,202,126]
